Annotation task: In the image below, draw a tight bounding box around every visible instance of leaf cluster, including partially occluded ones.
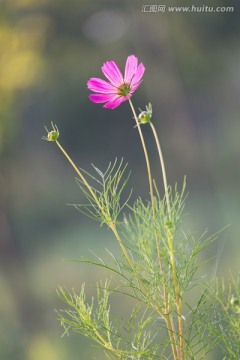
[72,159,131,226]
[57,282,163,359]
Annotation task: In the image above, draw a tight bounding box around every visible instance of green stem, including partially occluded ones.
[168,232,185,360]
[128,99,155,210]
[56,141,98,205]
[166,315,179,359]
[128,99,162,265]
[149,122,171,218]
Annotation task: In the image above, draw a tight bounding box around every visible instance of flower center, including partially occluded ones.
[117,83,131,96]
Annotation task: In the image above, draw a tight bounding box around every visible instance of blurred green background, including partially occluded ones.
[0,0,239,359]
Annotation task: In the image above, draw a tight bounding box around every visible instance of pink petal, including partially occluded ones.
[104,95,131,109]
[87,78,117,94]
[124,55,138,84]
[101,61,123,87]
[130,80,142,94]
[104,96,125,109]
[89,93,115,103]
[131,63,145,86]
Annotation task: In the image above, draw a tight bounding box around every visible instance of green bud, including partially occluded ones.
[47,130,59,141]
[42,122,59,142]
[138,111,151,124]
[138,103,152,124]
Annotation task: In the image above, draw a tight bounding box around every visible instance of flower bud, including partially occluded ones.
[138,111,151,124]
[47,130,59,141]
[138,103,152,124]
[42,122,59,142]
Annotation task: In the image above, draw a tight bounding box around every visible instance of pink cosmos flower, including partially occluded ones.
[87,55,145,109]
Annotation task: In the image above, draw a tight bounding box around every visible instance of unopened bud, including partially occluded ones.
[42,122,59,142]
[138,111,151,124]
[47,130,59,141]
[138,103,152,124]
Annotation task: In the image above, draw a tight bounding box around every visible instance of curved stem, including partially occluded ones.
[149,122,171,218]
[128,99,155,210]
[56,141,98,205]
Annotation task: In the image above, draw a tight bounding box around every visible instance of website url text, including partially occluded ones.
[141,4,234,13]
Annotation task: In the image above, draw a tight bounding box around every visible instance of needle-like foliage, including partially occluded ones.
[56,172,229,359]
[206,275,240,359]
[43,97,238,359]
[72,159,132,226]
